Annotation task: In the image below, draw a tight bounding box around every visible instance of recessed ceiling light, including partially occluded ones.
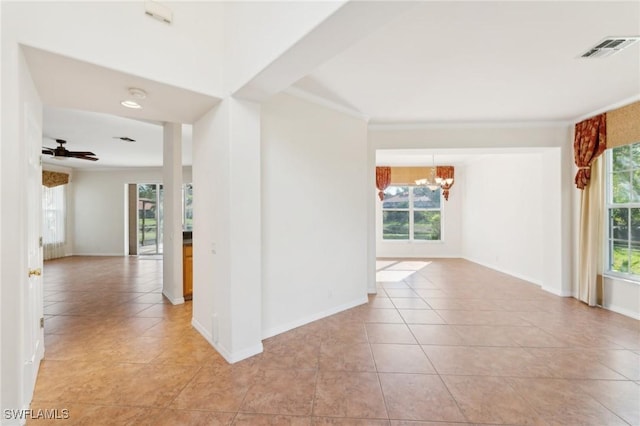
[121,100,142,109]
[128,87,147,99]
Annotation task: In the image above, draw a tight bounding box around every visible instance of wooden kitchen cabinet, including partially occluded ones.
[183,244,193,300]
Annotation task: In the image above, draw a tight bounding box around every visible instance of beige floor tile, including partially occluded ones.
[389,298,431,309]
[379,373,466,422]
[365,323,417,344]
[313,418,391,425]
[35,256,639,426]
[139,409,235,426]
[318,341,376,372]
[234,413,311,425]
[240,370,317,416]
[441,375,546,425]
[409,325,466,346]
[398,309,445,325]
[313,371,388,419]
[577,379,640,425]
[508,377,629,425]
[371,344,435,374]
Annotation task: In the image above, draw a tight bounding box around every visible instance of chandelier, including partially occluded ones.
[414,155,455,200]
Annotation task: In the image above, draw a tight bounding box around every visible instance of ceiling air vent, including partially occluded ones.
[581,37,640,58]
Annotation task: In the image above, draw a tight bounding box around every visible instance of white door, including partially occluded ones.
[24,103,44,403]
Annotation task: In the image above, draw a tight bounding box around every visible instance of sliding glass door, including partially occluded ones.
[138,184,163,255]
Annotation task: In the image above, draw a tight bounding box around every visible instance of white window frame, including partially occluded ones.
[605,143,640,282]
[42,184,66,245]
[381,185,442,242]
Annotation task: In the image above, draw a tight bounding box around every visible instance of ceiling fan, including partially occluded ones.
[42,139,98,161]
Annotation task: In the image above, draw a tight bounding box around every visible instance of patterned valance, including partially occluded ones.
[607,101,640,149]
[42,170,69,188]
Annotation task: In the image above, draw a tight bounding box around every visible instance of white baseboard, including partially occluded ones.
[462,256,542,286]
[162,291,184,305]
[261,295,368,340]
[69,252,124,257]
[602,302,640,320]
[191,317,263,363]
[541,285,573,297]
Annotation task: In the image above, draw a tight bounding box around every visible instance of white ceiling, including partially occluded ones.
[294,1,640,123]
[23,46,213,170]
[42,107,192,169]
[26,1,640,169]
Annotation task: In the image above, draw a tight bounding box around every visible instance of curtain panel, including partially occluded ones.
[574,114,606,189]
[375,167,391,201]
[42,170,69,188]
[577,156,604,306]
[436,166,455,201]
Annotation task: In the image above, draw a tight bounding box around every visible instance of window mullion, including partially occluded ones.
[409,187,414,241]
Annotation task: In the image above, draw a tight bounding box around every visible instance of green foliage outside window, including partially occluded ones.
[382,185,441,241]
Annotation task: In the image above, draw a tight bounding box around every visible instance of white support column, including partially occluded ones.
[192,96,262,363]
[163,122,184,304]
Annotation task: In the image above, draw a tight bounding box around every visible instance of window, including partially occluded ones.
[606,142,640,278]
[182,183,193,231]
[42,185,65,245]
[382,185,441,241]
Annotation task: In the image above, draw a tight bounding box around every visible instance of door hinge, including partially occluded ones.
[39,155,42,166]
[39,236,43,247]
[40,317,44,328]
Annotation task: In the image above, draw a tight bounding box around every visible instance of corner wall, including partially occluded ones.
[261,93,369,337]
[461,154,544,284]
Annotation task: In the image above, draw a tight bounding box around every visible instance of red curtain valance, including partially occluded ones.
[376,167,391,201]
[574,114,606,190]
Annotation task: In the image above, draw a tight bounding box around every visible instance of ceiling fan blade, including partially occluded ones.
[67,151,96,156]
[70,154,99,161]
[42,148,54,155]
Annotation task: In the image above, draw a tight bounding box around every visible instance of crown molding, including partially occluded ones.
[282,87,369,122]
[368,120,572,131]
[572,94,640,123]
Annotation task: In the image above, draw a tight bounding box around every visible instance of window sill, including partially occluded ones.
[380,239,443,244]
[602,272,640,286]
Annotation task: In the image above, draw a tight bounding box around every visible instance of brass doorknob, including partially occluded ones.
[28,268,41,277]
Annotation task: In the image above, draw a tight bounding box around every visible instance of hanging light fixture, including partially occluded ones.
[415,154,440,191]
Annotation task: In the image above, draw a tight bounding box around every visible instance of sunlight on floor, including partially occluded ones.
[376,260,432,282]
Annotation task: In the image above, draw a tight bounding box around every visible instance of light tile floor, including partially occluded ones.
[28,256,640,425]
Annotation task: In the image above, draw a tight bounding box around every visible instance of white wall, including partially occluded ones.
[4,1,224,96]
[1,37,43,422]
[71,167,192,256]
[261,93,368,337]
[223,1,344,93]
[376,167,464,258]
[192,97,263,363]
[603,277,640,320]
[462,154,544,284]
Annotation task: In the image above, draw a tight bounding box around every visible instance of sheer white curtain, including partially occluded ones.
[42,184,66,260]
